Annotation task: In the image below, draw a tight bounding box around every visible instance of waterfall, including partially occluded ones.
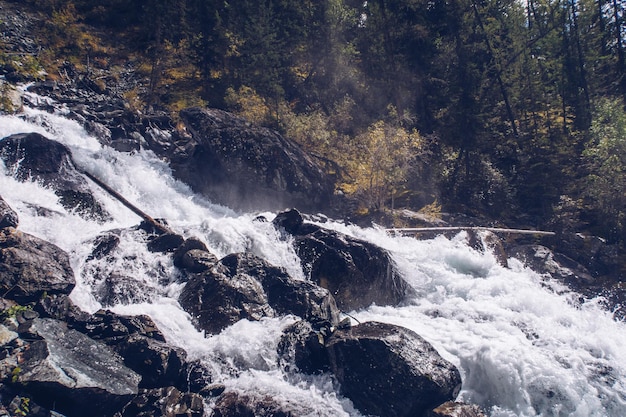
[1,102,625,417]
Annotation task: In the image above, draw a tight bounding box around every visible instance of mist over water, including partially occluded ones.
[1,104,626,416]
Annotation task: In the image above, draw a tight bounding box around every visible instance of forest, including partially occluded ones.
[6,0,626,247]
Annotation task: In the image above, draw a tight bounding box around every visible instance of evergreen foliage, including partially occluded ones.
[6,0,626,245]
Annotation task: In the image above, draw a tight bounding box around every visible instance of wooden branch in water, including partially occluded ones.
[387,227,555,236]
[79,168,172,235]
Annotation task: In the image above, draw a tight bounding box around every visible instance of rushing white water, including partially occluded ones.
[1,101,626,417]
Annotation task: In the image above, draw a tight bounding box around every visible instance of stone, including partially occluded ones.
[115,334,187,389]
[147,232,185,253]
[509,245,595,287]
[0,197,18,229]
[0,228,75,303]
[324,321,462,417]
[426,401,487,417]
[0,133,108,220]
[260,267,340,328]
[178,258,274,335]
[95,272,157,307]
[277,320,330,374]
[174,107,335,212]
[121,387,204,417]
[212,391,305,417]
[274,209,413,311]
[87,233,120,260]
[176,249,219,273]
[72,309,166,344]
[179,252,341,335]
[173,238,217,273]
[177,360,214,394]
[14,318,141,417]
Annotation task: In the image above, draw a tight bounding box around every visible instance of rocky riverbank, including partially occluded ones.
[0,185,479,417]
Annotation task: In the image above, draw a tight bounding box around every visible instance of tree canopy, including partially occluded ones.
[8,0,626,245]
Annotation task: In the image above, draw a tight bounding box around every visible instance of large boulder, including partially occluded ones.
[179,252,340,334]
[274,209,413,311]
[0,228,75,303]
[324,321,462,417]
[175,107,335,212]
[13,318,141,417]
[0,132,107,219]
[178,256,273,334]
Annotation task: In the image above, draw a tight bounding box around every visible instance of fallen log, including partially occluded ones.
[387,227,555,236]
[79,168,172,235]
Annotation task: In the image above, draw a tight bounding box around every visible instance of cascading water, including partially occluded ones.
[1,93,625,417]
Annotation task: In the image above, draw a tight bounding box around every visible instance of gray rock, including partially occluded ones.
[274,209,413,311]
[121,387,204,417]
[0,133,108,220]
[0,228,75,303]
[175,107,335,212]
[212,391,307,417]
[509,244,595,285]
[179,252,340,334]
[15,318,141,417]
[115,334,187,389]
[325,321,462,417]
[179,256,274,334]
[426,401,487,417]
[0,196,18,229]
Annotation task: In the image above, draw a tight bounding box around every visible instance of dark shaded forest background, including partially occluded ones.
[4,0,626,247]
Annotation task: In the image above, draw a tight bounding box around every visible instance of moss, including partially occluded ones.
[1,304,31,319]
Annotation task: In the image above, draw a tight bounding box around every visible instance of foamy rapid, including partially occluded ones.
[1,101,625,416]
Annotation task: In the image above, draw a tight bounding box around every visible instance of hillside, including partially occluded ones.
[1,0,625,274]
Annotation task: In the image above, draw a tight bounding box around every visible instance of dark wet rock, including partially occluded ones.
[34,293,90,325]
[261,266,340,328]
[178,257,273,334]
[120,387,204,417]
[175,249,219,273]
[0,386,55,417]
[296,230,411,311]
[175,107,335,212]
[177,360,215,394]
[115,334,187,389]
[277,320,330,374]
[147,232,185,253]
[87,233,121,260]
[173,238,217,273]
[0,197,18,229]
[179,252,340,334]
[467,230,508,268]
[0,228,75,303]
[274,209,413,311]
[13,318,141,417]
[324,321,462,417]
[96,272,156,307]
[173,237,209,262]
[426,401,487,417]
[0,133,108,220]
[272,208,304,235]
[212,391,305,417]
[548,232,623,278]
[72,309,166,344]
